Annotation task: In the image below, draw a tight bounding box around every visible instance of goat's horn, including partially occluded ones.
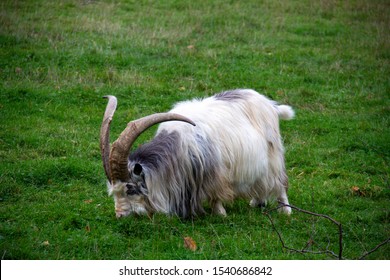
[110,112,195,183]
[100,95,117,183]
[101,96,196,184]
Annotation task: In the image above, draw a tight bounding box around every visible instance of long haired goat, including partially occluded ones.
[100,89,294,218]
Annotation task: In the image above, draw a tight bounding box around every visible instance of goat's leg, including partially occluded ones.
[277,187,291,215]
[211,199,227,216]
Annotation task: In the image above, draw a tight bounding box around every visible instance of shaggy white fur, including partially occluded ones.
[109,89,294,217]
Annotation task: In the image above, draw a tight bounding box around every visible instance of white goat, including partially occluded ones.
[100,89,294,218]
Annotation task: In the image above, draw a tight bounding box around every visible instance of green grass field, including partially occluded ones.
[0,0,389,260]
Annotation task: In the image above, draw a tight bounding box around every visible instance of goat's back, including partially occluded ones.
[157,89,290,193]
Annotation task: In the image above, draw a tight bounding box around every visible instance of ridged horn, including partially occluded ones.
[100,95,117,183]
[100,96,196,184]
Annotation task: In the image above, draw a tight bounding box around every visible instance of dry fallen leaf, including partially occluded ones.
[183,236,197,251]
[85,225,91,232]
[84,199,93,204]
[42,240,50,246]
[351,186,366,196]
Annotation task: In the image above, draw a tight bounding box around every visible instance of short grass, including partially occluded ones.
[0,0,389,260]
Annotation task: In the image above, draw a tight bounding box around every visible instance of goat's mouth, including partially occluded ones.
[116,210,129,218]
[115,204,148,218]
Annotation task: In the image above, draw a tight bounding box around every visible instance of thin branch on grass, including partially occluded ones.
[265,202,343,260]
[266,203,389,260]
[359,237,390,260]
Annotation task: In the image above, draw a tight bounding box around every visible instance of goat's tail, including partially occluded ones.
[277,105,295,120]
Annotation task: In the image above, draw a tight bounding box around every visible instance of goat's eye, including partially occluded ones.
[133,163,143,176]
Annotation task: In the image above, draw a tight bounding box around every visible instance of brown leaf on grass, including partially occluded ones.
[351,186,366,197]
[84,199,93,204]
[183,236,197,251]
[41,240,50,246]
[85,225,91,232]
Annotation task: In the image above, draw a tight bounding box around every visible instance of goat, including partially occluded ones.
[100,89,294,218]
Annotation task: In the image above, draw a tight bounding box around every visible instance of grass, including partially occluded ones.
[0,0,389,260]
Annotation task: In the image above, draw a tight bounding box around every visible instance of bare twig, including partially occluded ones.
[265,202,343,259]
[266,203,390,260]
[264,211,340,259]
[359,237,390,260]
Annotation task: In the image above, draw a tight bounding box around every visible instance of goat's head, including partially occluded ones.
[100,96,195,218]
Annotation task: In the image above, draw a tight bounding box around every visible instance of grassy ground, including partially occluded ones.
[0,0,389,260]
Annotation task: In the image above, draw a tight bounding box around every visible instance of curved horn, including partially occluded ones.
[100,95,117,183]
[110,112,196,183]
[100,96,196,184]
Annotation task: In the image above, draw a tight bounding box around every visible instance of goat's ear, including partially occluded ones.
[133,163,143,176]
